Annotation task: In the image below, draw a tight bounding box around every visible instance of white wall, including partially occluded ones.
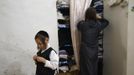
[0,0,58,75]
[103,0,128,75]
[127,0,134,75]
[104,0,134,75]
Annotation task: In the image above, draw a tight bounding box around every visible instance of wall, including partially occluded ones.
[127,0,134,75]
[103,0,128,75]
[0,0,58,75]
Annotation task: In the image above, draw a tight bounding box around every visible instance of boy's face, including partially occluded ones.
[35,38,49,50]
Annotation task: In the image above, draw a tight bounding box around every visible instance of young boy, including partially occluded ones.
[33,30,59,75]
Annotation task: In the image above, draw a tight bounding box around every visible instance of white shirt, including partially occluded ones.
[41,44,59,70]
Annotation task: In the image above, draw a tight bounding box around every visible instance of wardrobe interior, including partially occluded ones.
[57,0,104,75]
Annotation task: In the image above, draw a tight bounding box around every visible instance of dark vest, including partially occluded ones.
[36,47,56,75]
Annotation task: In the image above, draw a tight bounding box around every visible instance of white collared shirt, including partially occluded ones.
[41,44,59,70]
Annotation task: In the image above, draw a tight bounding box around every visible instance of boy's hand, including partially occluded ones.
[33,55,37,61]
[96,14,102,19]
[36,56,46,63]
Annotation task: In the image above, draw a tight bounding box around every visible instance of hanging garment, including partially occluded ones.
[90,0,104,16]
[70,0,92,69]
[58,7,70,16]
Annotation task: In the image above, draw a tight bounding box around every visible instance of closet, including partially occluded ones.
[57,0,77,74]
[57,0,104,75]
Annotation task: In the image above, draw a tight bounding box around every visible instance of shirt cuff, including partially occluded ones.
[44,60,50,67]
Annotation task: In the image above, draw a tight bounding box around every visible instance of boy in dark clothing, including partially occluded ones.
[77,7,109,75]
[33,30,59,75]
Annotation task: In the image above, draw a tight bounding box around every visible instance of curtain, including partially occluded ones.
[70,0,92,70]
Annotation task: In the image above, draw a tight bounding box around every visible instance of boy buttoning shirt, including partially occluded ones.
[33,31,59,75]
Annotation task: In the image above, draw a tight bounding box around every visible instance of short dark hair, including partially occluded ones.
[35,30,49,44]
[85,7,97,21]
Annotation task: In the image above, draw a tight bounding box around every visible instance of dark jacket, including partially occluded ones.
[77,19,109,50]
[77,18,109,75]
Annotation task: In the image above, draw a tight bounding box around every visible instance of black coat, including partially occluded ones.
[77,19,109,75]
